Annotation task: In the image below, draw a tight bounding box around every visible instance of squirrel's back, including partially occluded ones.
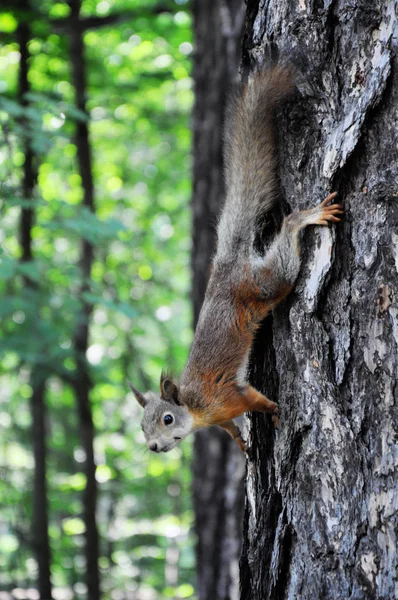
[216,66,294,261]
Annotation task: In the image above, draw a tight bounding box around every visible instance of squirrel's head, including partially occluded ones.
[129,372,193,453]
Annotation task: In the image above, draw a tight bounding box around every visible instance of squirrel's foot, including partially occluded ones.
[313,191,344,225]
[233,429,248,453]
[270,403,280,428]
[238,438,248,453]
[289,192,343,229]
[272,412,280,429]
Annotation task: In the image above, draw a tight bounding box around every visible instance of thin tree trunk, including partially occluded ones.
[191,1,246,598]
[240,2,398,599]
[67,1,100,597]
[30,376,53,600]
[16,15,53,600]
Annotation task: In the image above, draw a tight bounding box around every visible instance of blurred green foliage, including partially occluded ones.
[0,0,195,598]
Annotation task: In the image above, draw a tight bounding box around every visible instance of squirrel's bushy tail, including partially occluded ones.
[216,66,294,260]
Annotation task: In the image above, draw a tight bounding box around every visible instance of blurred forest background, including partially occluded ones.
[0,0,196,598]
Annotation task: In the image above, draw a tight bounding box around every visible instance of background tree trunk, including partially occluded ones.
[240,2,398,599]
[17,12,53,599]
[191,1,246,599]
[67,1,100,598]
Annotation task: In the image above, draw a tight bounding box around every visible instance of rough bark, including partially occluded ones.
[67,1,100,598]
[17,14,53,600]
[240,2,398,599]
[191,1,246,599]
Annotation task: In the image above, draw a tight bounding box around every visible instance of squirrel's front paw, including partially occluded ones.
[237,437,248,453]
[234,429,248,453]
[267,402,280,429]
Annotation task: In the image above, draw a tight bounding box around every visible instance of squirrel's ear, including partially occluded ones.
[128,381,147,408]
[160,371,181,405]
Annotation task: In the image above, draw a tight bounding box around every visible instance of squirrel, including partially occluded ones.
[129,65,343,453]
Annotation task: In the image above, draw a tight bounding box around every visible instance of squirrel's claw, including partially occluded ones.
[320,191,338,206]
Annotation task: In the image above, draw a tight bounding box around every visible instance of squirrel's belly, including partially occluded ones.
[236,349,250,385]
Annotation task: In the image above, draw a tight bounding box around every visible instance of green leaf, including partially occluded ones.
[17,261,42,283]
[62,518,86,536]
[0,98,24,118]
[44,207,127,244]
[0,535,18,553]
[82,292,137,318]
[63,104,89,123]
[0,256,17,280]
[0,13,17,33]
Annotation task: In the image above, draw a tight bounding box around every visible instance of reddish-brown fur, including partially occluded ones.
[185,196,342,439]
[132,69,343,454]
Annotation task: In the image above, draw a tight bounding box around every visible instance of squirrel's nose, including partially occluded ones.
[149,442,158,452]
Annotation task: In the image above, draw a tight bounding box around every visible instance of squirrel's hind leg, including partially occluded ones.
[294,192,343,227]
[252,192,342,305]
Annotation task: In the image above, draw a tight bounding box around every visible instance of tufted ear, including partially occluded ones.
[160,371,181,405]
[128,381,147,408]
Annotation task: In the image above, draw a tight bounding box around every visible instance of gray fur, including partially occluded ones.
[217,67,294,261]
[131,389,194,453]
[130,67,342,453]
[132,67,297,451]
[252,215,304,298]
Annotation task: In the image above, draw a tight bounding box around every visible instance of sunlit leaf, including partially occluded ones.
[62,518,86,536]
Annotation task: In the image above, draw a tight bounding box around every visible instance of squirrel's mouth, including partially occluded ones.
[161,439,181,452]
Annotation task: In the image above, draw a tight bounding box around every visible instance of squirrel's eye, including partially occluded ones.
[163,414,174,426]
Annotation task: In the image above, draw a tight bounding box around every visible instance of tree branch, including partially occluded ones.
[52,5,173,32]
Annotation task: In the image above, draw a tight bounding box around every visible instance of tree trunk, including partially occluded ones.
[17,13,53,600]
[30,376,53,600]
[67,1,100,598]
[191,1,246,599]
[240,2,398,599]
